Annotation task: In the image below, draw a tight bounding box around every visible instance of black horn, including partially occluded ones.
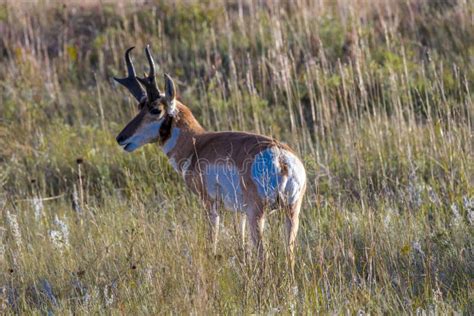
[114,47,147,103]
[137,45,161,102]
[145,44,156,77]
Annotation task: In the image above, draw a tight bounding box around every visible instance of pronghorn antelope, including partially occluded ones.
[114,46,306,266]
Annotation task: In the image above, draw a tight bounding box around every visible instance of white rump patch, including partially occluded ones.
[251,148,306,206]
[280,150,306,205]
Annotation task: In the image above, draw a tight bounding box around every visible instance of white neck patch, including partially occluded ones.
[162,127,180,155]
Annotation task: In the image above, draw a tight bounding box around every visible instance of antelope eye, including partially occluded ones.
[150,108,161,115]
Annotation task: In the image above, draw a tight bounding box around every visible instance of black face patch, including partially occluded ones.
[159,115,173,144]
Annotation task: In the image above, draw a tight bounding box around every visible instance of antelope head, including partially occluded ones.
[115,46,177,152]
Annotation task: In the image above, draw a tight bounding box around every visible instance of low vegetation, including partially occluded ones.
[0,0,472,313]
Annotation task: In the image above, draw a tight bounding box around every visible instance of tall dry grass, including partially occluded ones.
[0,0,473,314]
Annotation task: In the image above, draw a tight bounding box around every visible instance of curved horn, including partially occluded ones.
[137,45,161,102]
[114,47,147,103]
[145,45,155,78]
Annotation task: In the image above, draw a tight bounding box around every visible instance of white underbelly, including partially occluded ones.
[205,163,245,212]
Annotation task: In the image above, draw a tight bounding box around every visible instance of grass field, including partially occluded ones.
[0,0,473,314]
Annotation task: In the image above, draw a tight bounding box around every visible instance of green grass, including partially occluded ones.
[0,0,473,314]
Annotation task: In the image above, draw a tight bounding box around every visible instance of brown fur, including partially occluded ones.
[118,100,305,270]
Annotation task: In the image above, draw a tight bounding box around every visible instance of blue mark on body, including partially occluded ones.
[251,148,282,203]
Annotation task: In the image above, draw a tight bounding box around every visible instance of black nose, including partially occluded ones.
[116,134,126,144]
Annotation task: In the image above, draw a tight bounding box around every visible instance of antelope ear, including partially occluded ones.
[164,74,177,116]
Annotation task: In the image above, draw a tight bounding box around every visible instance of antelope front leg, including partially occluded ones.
[206,202,220,255]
